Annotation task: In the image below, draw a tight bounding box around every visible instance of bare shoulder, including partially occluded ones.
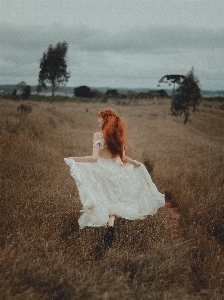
[93,132,101,141]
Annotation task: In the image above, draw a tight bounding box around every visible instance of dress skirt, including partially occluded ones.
[64,157,165,229]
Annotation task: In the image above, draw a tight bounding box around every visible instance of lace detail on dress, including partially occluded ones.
[93,132,107,150]
[93,138,107,150]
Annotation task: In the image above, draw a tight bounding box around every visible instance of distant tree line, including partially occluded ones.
[74,86,168,101]
[36,41,169,101]
[7,41,203,125]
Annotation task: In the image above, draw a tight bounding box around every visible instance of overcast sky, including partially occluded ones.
[1,0,224,90]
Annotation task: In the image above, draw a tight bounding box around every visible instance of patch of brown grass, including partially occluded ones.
[0,98,223,299]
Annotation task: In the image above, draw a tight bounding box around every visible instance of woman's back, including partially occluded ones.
[93,132,116,160]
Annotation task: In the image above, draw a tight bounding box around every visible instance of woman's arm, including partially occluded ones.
[122,147,140,167]
[69,133,100,162]
[125,156,140,167]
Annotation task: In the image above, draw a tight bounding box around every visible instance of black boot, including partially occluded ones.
[104,226,115,249]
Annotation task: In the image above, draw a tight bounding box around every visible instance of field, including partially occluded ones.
[0,98,224,299]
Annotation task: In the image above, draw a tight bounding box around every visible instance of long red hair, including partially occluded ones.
[98,108,127,161]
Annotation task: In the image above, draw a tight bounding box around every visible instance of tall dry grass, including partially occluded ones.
[0,98,223,299]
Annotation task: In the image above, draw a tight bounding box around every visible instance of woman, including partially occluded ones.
[64,108,165,248]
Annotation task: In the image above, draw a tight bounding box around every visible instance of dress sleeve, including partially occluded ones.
[93,139,101,148]
[93,132,101,148]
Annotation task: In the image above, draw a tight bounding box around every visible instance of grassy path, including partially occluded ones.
[162,200,182,239]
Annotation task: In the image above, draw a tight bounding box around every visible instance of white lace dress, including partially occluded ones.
[64,138,165,229]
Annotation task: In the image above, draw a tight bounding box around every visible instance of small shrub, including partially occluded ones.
[17,104,32,114]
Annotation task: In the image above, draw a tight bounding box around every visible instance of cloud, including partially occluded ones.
[1,22,224,53]
[77,25,224,53]
[0,21,224,88]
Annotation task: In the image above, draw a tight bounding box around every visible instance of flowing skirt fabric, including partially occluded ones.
[64,157,165,229]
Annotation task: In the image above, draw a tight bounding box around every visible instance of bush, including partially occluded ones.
[17,104,32,114]
[74,86,93,98]
[22,85,31,99]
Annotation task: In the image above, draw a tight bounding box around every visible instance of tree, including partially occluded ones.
[91,89,104,99]
[37,41,70,98]
[171,68,201,124]
[104,89,119,102]
[74,86,93,98]
[16,81,31,99]
[105,89,119,98]
[22,85,31,99]
[16,81,26,93]
[158,74,185,97]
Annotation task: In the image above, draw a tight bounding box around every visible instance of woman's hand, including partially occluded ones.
[132,160,141,168]
[124,156,140,167]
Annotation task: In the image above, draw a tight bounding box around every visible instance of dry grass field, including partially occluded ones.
[0,98,224,299]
